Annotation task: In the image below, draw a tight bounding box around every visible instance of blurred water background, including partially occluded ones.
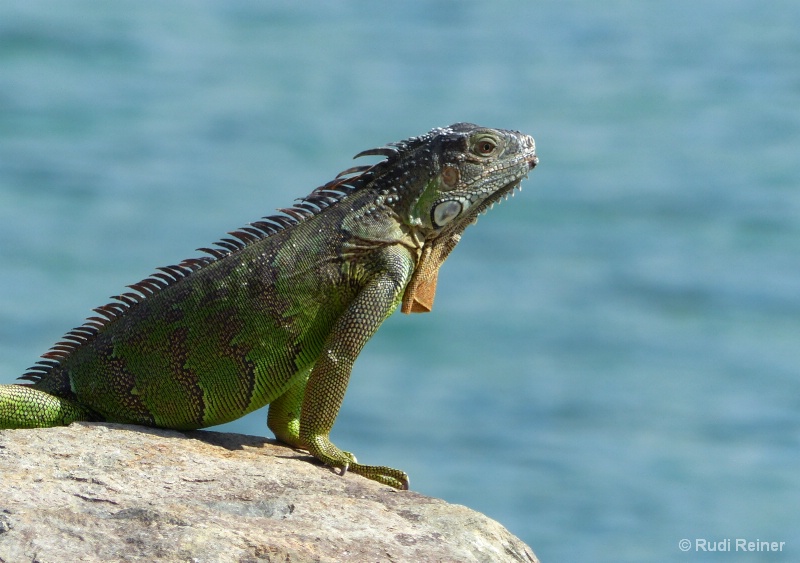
[1,1,798,561]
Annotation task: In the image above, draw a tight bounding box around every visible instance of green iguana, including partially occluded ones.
[0,123,537,489]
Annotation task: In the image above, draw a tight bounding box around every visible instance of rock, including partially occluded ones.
[0,423,538,562]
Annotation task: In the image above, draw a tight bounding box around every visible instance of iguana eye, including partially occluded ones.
[473,137,497,156]
[432,200,463,228]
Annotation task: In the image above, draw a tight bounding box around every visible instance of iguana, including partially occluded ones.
[0,123,537,489]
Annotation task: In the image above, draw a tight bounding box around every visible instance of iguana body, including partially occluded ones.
[0,123,537,488]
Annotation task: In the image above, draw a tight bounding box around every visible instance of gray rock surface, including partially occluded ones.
[0,423,538,562]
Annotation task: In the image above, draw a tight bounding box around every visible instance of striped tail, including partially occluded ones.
[0,384,91,429]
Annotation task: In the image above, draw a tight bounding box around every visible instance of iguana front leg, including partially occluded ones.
[299,250,413,489]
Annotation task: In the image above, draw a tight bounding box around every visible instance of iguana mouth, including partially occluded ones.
[471,151,538,220]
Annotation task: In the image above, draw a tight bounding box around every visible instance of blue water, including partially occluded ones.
[1,2,798,561]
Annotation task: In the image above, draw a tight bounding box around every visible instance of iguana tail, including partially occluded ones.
[0,384,92,429]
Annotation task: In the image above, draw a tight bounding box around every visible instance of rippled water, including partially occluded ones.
[1,2,798,561]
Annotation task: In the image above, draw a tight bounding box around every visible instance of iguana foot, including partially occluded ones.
[303,434,409,489]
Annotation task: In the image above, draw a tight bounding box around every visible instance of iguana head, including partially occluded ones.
[370,123,539,313]
[400,123,537,233]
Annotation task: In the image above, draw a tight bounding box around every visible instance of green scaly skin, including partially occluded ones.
[0,123,537,489]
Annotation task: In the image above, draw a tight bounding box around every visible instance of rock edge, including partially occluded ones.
[0,423,538,562]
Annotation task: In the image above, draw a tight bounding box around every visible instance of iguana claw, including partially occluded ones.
[348,461,409,490]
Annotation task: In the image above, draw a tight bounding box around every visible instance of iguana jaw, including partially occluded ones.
[401,173,536,314]
[399,178,523,314]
